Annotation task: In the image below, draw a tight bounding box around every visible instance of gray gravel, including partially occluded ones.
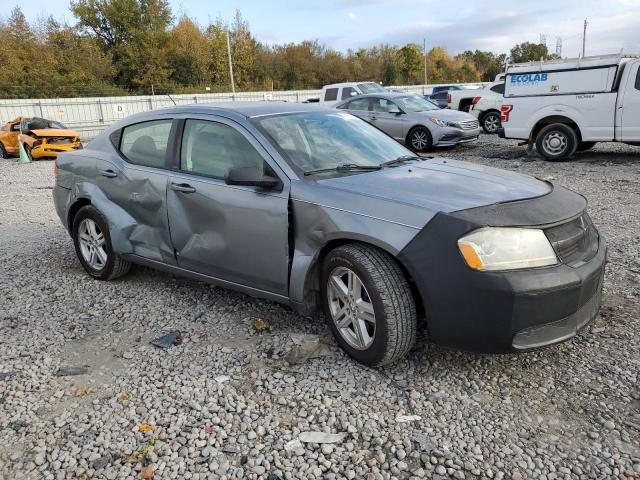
[1,135,639,480]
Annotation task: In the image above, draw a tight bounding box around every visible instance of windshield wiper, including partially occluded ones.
[304,163,382,176]
[381,155,420,168]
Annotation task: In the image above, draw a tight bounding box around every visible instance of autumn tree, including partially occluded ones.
[509,42,551,63]
[397,43,423,84]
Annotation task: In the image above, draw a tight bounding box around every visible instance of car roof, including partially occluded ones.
[153,102,332,119]
[323,81,377,88]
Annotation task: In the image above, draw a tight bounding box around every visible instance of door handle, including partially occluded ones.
[99,169,117,178]
[170,182,196,193]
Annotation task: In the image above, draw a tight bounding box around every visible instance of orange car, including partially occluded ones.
[0,117,82,160]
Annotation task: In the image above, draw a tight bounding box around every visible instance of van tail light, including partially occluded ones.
[471,96,481,105]
[447,93,451,104]
[500,105,513,122]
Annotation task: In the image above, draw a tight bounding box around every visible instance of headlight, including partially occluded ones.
[457,227,558,271]
[429,117,457,128]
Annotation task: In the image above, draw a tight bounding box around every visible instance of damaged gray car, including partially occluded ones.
[53,103,606,366]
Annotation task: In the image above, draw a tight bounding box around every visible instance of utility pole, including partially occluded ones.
[226,30,236,94]
[582,19,588,57]
[423,38,428,85]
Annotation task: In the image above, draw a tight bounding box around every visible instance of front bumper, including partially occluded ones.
[32,142,82,159]
[434,127,481,147]
[398,185,607,353]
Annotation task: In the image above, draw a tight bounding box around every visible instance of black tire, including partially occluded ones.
[576,141,596,152]
[0,143,9,159]
[321,243,417,366]
[72,205,131,280]
[481,111,501,134]
[407,126,433,153]
[535,123,578,161]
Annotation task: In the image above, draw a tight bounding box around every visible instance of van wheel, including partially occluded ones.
[321,244,417,366]
[535,123,578,161]
[576,141,596,152]
[408,126,433,152]
[72,205,131,280]
[481,112,501,134]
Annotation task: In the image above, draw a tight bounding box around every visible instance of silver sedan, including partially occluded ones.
[335,93,481,152]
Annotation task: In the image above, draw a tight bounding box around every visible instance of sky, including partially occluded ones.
[10,0,640,58]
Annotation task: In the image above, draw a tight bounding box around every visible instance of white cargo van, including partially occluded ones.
[319,82,387,106]
[498,54,640,160]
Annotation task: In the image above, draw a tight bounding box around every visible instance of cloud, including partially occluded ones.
[347,12,358,21]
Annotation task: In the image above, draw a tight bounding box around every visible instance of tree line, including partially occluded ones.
[0,1,559,99]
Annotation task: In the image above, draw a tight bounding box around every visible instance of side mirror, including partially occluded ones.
[350,91,358,97]
[388,106,402,115]
[225,165,282,191]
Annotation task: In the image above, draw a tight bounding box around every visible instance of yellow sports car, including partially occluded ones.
[0,117,82,160]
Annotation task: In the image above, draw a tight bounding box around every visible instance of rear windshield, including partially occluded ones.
[357,82,386,94]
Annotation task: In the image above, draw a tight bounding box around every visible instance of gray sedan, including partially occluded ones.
[53,103,605,366]
[335,93,481,152]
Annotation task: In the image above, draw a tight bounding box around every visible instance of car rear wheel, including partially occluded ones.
[408,126,433,153]
[535,123,578,161]
[321,244,417,366]
[72,205,131,280]
[481,111,501,134]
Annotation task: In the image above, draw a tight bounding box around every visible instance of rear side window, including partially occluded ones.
[341,87,357,100]
[324,88,338,101]
[342,98,370,111]
[180,119,264,179]
[490,83,505,94]
[120,120,172,168]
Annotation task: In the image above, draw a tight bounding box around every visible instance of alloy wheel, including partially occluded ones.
[411,130,428,150]
[483,114,500,133]
[327,266,376,350]
[78,218,108,270]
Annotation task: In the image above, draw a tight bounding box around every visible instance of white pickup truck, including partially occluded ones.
[498,54,640,160]
[319,82,388,106]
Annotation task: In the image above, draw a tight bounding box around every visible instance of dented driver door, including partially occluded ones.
[166,117,290,296]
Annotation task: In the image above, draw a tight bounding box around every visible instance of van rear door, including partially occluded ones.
[618,61,640,141]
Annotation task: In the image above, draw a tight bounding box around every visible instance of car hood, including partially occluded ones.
[30,129,79,137]
[298,158,552,228]
[414,109,477,122]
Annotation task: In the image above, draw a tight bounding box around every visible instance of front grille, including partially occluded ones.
[545,213,598,267]
[48,137,74,144]
[457,120,479,130]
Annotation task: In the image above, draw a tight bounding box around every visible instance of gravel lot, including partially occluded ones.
[1,135,639,480]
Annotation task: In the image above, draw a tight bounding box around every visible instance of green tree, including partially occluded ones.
[509,42,551,63]
[397,43,422,84]
[167,16,210,86]
[71,0,173,91]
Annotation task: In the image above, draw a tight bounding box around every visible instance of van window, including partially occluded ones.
[180,119,264,179]
[120,120,172,168]
[341,87,357,100]
[324,88,339,101]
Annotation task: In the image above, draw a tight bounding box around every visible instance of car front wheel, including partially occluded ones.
[72,205,131,280]
[408,126,433,153]
[321,244,417,366]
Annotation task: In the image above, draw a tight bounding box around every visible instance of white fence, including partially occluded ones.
[0,83,482,141]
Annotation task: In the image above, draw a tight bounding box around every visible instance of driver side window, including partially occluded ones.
[180,120,265,179]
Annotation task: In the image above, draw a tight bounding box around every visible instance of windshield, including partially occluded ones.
[395,95,440,112]
[254,111,415,175]
[22,118,67,131]
[357,82,386,94]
